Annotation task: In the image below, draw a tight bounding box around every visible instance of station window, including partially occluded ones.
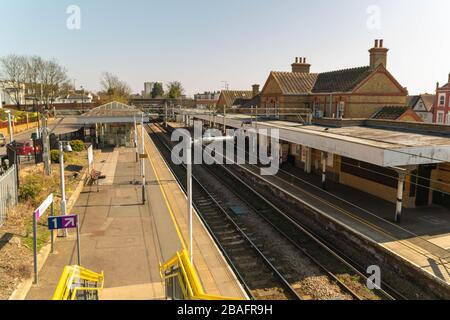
[341,157,398,188]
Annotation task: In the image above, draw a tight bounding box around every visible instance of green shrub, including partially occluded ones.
[19,179,44,204]
[50,150,66,163]
[70,140,85,152]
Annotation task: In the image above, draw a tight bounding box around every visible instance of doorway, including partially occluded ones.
[415,165,432,206]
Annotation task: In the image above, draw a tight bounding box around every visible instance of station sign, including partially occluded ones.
[48,214,78,230]
[34,193,53,220]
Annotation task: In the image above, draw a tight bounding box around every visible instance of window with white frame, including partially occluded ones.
[439,94,446,106]
[437,111,445,124]
[337,101,345,118]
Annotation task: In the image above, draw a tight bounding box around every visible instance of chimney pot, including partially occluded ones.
[303,57,306,63]
[252,84,260,97]
[448,73,450,84]
[369,40,388,69]
[295,57,298,63]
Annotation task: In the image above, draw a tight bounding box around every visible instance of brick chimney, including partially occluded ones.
[291,57,311,73]
[369,39,389,69]
[252,84,260,97]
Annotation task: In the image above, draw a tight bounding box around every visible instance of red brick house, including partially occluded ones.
[433,74,450,124]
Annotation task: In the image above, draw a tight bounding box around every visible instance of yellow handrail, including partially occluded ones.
[52,265,104,300]
[161,249,242,300]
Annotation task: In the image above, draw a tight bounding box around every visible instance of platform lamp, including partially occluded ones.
[186,133,234,264]
[140,113,146,204]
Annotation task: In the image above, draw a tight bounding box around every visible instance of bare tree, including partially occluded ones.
[99,72,131,103]
[26,56,45,106]
[0,54,28,108]
[39,59,68,109]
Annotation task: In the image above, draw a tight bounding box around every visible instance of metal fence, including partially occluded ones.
[0,165,18,227]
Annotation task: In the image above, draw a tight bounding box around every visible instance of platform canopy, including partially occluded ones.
[187,111,450,168]
[77,101,148,124]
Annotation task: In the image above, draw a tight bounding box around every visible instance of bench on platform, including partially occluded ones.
[89,169,106,191]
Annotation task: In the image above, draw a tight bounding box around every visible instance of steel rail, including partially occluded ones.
[146,123,302,300]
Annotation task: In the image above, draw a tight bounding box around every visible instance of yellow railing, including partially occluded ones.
[161,249,242,300]
[52,265,104,300]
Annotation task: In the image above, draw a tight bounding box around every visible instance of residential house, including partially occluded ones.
[0,81,26,107]
[371,106,422,122]
[56,90,96,104]
[216,85,260,112]
[406,94,435,123]
[433,74,450,124]
[194,91,220,109]
[260,40,408,120]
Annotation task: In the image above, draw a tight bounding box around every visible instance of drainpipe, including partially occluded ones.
[329,93,333,118]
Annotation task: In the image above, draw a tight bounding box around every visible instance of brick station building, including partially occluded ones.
[260,39,408,119]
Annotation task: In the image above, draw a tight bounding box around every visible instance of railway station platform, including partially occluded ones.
[25,144,246,299]
[234,160,450,285]
[141,129,247,299]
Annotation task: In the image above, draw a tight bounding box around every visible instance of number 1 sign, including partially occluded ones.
[47,214,81,266]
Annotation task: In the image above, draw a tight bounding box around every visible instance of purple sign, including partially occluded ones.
[48,215,78,230]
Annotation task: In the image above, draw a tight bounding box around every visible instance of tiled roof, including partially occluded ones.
[420,94,435,111]
[271,72,318,95]
[220,90,253,107]
[371,106,409,120]
[67,94,91,99]
[241,94,261,108]
[406,95,420,107]
[312,66,372,93]
[407,94,435,111]
[268,66,374,95]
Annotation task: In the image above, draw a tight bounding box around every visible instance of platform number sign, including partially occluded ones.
[48,215,78,230]
[47,214,81,268]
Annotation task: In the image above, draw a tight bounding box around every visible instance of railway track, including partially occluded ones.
[146,123,301,300]
[180,123,406,300]
[146,122,400,300]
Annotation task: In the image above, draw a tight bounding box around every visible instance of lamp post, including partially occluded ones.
[186,135,233,264]
[134,115,138,162]
[140,114,146,204]
[59,141,68,236]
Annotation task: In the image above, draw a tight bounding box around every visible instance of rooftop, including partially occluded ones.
[78,101,146,124]
[184,110,450,168]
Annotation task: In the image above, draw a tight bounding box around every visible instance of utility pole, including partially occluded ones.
[164,102,168,128]
[140,114,146,204]
[6,111,13,143]
[223,106,226,134]
[134,115,138,163]
[186,136,193,264]
[42,115,51,175]
[59,141,68,237]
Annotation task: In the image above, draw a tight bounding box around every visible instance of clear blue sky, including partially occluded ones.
[1,0,449,96]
